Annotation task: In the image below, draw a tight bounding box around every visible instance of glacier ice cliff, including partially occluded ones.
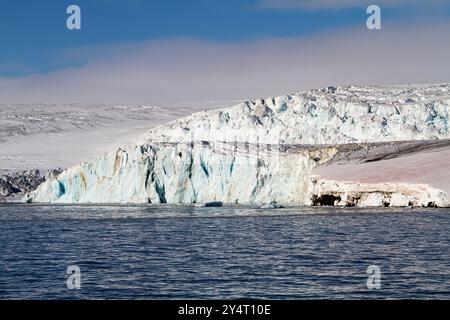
[25,84,450,206]
[26,141,337,204]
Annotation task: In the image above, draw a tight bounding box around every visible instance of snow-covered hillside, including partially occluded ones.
[0,103,204,173]
[25,84,450,206]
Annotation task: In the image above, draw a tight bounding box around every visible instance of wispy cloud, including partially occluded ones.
[1,22,450,105]
[257,0,450,10]
[0,61,36,77]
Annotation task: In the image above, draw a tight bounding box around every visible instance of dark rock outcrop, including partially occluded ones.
[0,168,63,200]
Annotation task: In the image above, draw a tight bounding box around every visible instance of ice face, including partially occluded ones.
[27,142,338,204]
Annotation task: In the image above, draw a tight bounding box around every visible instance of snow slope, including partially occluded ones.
[0,103,207,173]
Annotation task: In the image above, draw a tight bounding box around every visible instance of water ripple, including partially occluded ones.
[0,204,449,299]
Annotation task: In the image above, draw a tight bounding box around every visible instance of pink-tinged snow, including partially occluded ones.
[314,144,450,196]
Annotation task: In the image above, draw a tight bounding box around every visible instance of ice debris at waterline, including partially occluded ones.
[24,84,450,207]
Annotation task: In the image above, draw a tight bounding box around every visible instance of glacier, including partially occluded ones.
[25,84,450,206]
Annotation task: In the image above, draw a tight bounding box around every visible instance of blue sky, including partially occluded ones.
[2,0,449,77]
[1,0,450,103]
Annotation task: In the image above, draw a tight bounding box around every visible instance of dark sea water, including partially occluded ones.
[0,204,449,299]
